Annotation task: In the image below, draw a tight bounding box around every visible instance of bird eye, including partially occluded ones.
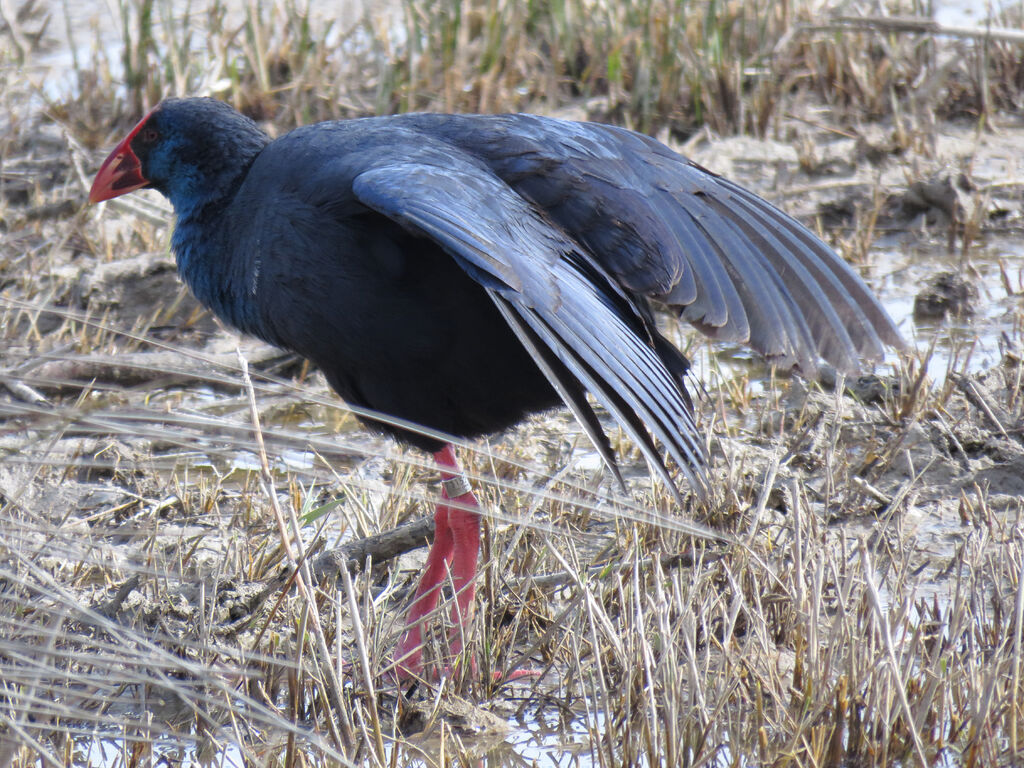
[142,127,159,143]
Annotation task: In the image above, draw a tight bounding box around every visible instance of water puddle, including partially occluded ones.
[875,236,1024,382]
[8,1,1023,766]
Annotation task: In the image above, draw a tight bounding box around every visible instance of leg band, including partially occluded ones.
[441,474,473,498]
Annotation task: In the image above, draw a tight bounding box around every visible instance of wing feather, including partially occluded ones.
[425,113,905,371]
[354,153,707,495]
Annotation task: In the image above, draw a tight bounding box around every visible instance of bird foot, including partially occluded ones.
[491,666,543,685]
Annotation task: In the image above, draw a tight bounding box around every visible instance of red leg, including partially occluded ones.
[393,503,454,677]
[393,445,481,679]
[441,485,481,657]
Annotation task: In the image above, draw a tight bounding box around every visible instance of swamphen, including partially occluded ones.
[90,97,902,679]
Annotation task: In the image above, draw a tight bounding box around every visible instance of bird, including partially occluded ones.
[90,97,902,680]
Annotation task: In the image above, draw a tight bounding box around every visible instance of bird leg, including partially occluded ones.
[393,444,480,679]
[392,502,454,677]
[440,460,481,659]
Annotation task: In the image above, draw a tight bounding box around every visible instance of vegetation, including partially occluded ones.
[2,0,1024,765]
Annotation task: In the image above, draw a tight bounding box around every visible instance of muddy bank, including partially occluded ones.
[3,1,1024,764]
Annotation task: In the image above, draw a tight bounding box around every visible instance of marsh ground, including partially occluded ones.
[2,0,1024,765]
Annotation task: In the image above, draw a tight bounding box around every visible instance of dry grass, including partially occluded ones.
[3,0,1024,765]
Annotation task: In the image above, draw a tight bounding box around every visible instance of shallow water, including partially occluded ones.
[875,236,1024,381]
[13,1,1024,766]
[935,0,1020,26]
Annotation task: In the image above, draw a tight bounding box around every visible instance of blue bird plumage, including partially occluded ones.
[91,96,904,492]
[90,97,903,678]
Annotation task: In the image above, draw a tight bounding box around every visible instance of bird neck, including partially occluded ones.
[158,122,271,335]
[170,197,261,336]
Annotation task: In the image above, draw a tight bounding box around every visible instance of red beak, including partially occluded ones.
[89,112,154,203]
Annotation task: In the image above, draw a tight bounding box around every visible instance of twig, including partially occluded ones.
[861,543,930,767]
[312,517,435,582]
[789,478,805,612]
[817,15,1024,45]
[851,476,893,506]
[340,566,386,763]
[950,373,1010,439]
[745,453,779,548]
[774,179,871,199]
[0,376,48,405]
[1011,539,1024,754]
[16,348,293,392]
[507,551,700,591]
[94,575,142,619]
[0,0,31,60]
[237,350,355,754]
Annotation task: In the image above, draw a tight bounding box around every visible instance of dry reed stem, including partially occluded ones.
[2,0,1024,763]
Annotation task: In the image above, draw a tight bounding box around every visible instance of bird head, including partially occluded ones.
[89,98,268,210]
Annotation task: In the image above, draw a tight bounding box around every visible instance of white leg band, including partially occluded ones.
[442,475,473,498]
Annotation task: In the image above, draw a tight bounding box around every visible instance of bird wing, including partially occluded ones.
[352,151,707,497]
[425,114,903,374]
